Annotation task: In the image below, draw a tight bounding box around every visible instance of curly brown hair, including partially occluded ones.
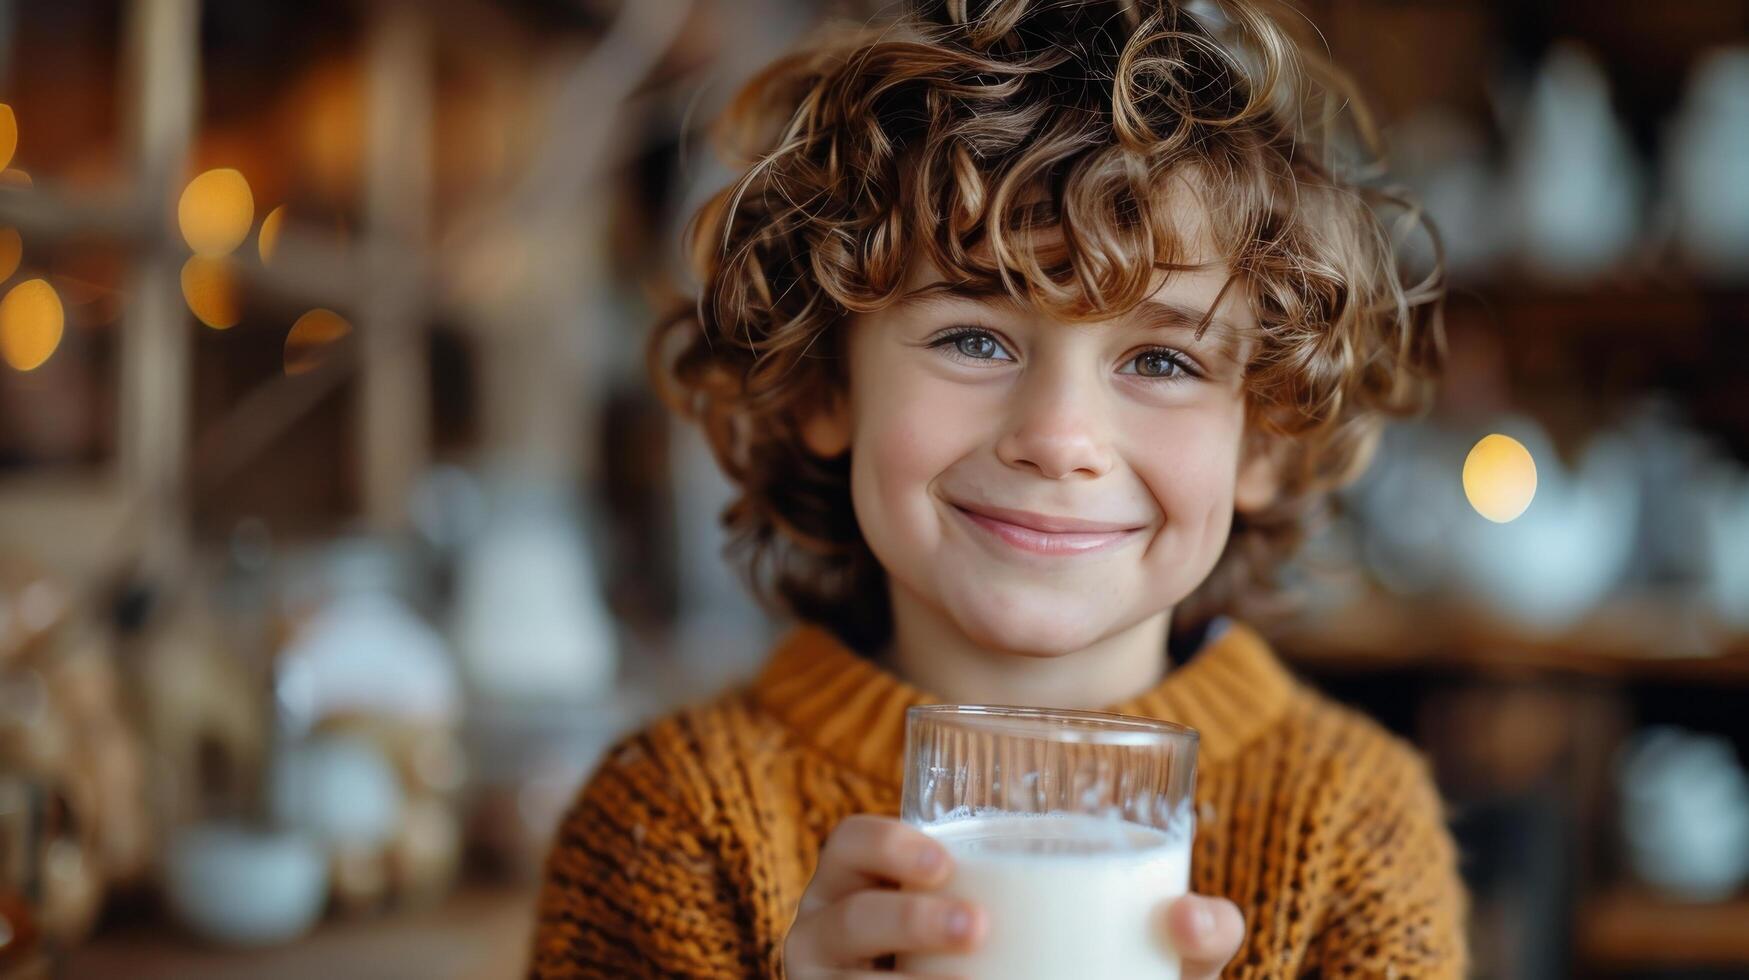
[650,0,1444,653]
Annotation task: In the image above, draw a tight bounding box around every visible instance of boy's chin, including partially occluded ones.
[942,593,1129,658]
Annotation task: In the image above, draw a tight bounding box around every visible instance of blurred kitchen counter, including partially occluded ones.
[61,884,537,980]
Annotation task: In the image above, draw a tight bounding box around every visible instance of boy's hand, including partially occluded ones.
[783,815,986,976]
[1166,893,1247,979]
[784,815,1243,978]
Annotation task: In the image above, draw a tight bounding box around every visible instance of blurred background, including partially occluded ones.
[0,0,1745,977]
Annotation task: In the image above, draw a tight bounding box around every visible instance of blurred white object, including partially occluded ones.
[409,464,488,554]
[1615,401,1718,586]
[1507,42,1642,281]
[164,823,328,946]
[1346,423,1471,596]
[452,476,617,702]
[1617,727,1749,902]
[1665,47,1749,279]
[1452,418,1640,630]
[269,735,404,849]
[670,424,774,678]
[275,540,460,738]
[1389,109,1507,282]
[1698,460,1749,628]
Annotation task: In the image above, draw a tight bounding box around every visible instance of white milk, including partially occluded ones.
[898,812,1191,980]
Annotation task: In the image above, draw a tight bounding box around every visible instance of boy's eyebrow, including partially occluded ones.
[896,282,1248,363]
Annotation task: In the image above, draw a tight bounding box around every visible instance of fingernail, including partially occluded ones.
[946,906,974,940]
[916,845,945,874]
[1190,904,1216,938]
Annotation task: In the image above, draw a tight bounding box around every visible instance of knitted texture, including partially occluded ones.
[529,622,1468,977]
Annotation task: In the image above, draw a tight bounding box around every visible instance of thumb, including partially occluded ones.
[1165,894,1246,979]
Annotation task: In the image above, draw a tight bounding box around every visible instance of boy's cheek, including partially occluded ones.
[850,440,946,570]
[868,413,957,471]
[1124,408,1246,507]
[854,388,992,510]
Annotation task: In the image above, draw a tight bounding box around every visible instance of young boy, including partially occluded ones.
[531,0,1465,976]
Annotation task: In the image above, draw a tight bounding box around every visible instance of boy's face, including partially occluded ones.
[808,220,1280,657]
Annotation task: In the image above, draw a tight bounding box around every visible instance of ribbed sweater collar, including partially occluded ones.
[748,619,1299,787]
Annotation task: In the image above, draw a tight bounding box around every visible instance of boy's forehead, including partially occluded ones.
[896,248,1246,325]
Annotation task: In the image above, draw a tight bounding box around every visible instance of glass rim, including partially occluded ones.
[907,703,1199,745]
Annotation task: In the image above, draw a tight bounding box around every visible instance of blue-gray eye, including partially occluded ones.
[1126,349,1192,379]
[956,332,998,358]
[1135,351,1175,377]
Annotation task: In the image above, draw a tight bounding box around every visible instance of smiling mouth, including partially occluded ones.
[950,502,1145,557]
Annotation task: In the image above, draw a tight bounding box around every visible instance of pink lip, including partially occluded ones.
[950,501,1144,556]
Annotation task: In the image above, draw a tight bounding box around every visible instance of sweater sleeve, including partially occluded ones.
[1306,742,1469,979]
[527,733,753,979]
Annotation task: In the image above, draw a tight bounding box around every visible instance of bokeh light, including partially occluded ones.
[1463,433,1538,523]
[181,256,240,329]
[284,308,350,375]
[259,205,286,264]
[0,228,21,282]
[178,168,254,256]
[0,278,65,372]
[296,62,365,199]
[0,169,31,188]
[0,104,17,171]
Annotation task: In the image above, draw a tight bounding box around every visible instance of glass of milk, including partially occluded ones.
[898,704,1198,980]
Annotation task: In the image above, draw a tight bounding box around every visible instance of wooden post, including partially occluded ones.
[117,0,198,573]
[360,0,433,528]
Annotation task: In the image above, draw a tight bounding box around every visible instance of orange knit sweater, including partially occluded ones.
[529,621,1468,978]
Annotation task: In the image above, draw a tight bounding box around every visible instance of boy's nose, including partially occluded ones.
[994,368,1115,481]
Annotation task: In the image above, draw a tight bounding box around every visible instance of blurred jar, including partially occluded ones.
[274,538,459,739]
[1665,46,1749,280]
[1617,727,1749,902]
[1507,42,1643,282]
[268,539,466,915]
[451,475,616,704]
[0,566,122,954]
[0,776,48,978]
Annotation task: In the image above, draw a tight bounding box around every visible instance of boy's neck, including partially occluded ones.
[882,582,1172,709]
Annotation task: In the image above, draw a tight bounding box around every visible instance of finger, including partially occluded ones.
[806,815,952,905]
[1165,894,1246,978]
[787,890,983,965]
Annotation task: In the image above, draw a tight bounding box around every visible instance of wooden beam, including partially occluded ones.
[117,0,198,572]
[359,0,433,529]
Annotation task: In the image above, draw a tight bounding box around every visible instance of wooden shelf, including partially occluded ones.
[1272,592,1749,686]
[59,882,535,980]
[1441,282,1749,456]
[1577,887,1749,970]
[1447,280,1749,328]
